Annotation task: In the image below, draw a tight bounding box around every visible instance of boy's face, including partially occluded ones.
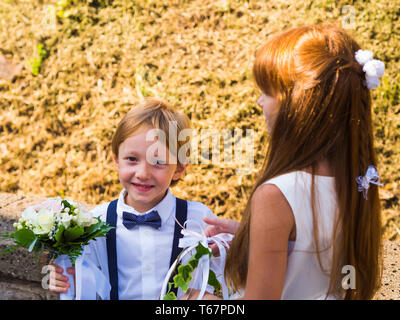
[114,126,187,213]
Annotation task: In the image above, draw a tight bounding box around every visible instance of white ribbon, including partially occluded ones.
[160,220,234,300]
[356,165,383,200]
[54,255,75,300]
[55,247,111,300]
[75,255,111,300]
[354,49,385,90]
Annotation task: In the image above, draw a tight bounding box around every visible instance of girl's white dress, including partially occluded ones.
[229,170,340,300]
[263,170,339,299]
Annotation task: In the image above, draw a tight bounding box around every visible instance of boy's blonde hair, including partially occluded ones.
[112,98,191,186]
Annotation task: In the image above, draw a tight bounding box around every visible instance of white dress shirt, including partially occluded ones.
[80,188,217,300]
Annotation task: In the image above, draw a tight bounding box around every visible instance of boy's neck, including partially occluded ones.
[123,189,170,213]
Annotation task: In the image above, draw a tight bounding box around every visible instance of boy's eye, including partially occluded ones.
[127,157,137,162]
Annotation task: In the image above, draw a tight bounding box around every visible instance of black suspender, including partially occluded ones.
[106,199,119,300]
[169,198,187,296]
[106,197,187,300]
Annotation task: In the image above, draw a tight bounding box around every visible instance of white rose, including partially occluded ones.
[355,49,373,66]
[34,198,63,213]
[363,59,385,78]
[365,77,381,90]
[60,211,72,229]
[77,210,94,227]
[21,206,39,227]
[33,208,54,235]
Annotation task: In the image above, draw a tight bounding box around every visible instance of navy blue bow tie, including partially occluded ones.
[122,210,162,230]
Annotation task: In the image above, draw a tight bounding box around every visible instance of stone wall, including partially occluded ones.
[0,192,399,300]
[0,193,58,299]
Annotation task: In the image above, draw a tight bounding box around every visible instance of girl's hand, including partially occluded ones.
[203,217,240,236]
[203,217,240,256]
[48,263,75,294]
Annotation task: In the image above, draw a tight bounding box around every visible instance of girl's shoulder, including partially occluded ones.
[260,170,336,218]
[263,170,306,185]
[260,171,304,200]
[263,170,335,193]
[252,182,295,228]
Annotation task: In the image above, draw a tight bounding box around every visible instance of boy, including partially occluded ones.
[49,98,217,299]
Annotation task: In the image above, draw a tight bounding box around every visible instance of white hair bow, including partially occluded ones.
[354,49,385,90]
[356,165,383,200]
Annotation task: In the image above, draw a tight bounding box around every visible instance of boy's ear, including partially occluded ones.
[172,162,189,181]
[113,154,119,169]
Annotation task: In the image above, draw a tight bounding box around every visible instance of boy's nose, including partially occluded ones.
[135,162,151,180]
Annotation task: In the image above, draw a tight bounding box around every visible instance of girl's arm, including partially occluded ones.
[242,183,295,300]
[184,183,295,300]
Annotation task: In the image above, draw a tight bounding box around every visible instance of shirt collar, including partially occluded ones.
[117,188,176,225]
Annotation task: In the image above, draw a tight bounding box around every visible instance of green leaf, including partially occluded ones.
[54,225,65,243]
[61,199,73,211]
[90,221,113,236]
[63,225,84,242]
[177,264,193,282]
[29,58,41,76]
[80,224,113,243]
[12,229,36,247]
[173,274,189,293]
[163,292,177,300]
[208,269,221,292]
[164,242,217,298]
[36,43,48,60]
[194,242,211,259]
[187,256,199,270]
[85,219,101,235]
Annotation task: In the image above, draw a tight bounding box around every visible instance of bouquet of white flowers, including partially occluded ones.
[1,197,112,264]
[1,197,113,299]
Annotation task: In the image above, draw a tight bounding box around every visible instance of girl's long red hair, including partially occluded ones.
[225,24,382,299]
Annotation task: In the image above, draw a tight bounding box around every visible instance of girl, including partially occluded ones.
[194,24,385,300]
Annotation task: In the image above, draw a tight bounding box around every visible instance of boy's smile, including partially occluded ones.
[131,182,154,192]
[114,125,187,213]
